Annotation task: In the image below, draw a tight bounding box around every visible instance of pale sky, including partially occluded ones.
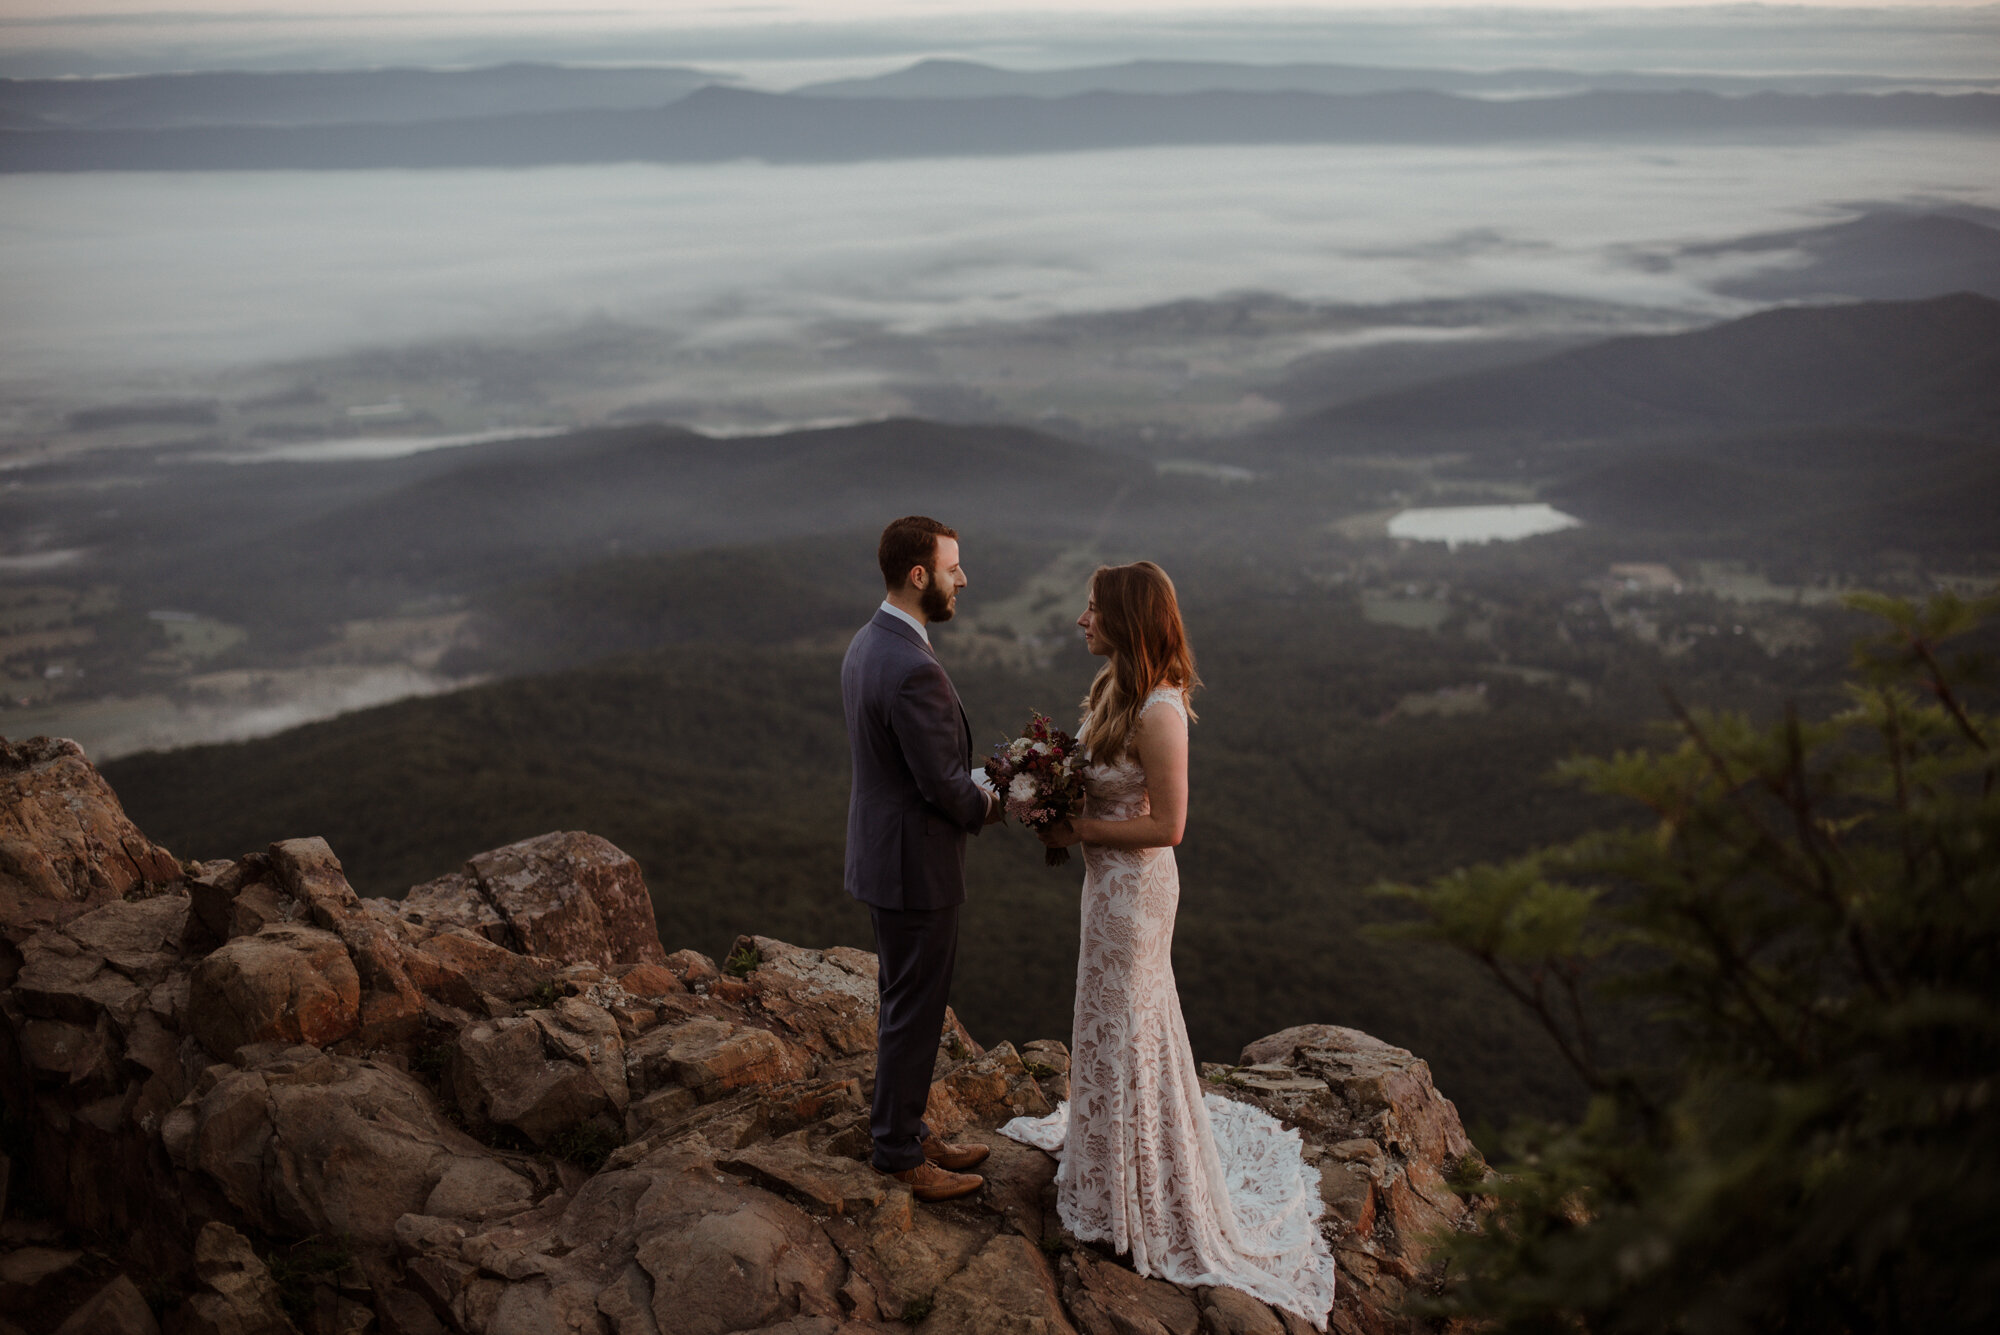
[6,2,1993,85]
[4,1,1996,18]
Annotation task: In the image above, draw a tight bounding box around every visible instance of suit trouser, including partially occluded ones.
[867,902,960,1172]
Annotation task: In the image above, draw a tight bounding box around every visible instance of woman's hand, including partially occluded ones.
[1036,819,1081,849]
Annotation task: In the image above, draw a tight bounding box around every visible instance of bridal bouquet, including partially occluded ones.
[983,711,1086,867]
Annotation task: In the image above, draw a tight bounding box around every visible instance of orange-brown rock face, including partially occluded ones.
[1224,1027,1488,1334]
[466,832,668,970]
[0,736,181,940]
[186,923,363,1055]
[0,737,1484,1335]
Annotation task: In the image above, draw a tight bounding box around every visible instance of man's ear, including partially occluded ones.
[908,565,929,590]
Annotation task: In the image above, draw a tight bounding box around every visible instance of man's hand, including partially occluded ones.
[984,789,1006,825]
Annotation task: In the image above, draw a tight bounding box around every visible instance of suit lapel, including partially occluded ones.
[947,669,971,760]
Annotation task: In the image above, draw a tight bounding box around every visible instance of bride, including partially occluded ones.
[1000,561,1337,1329]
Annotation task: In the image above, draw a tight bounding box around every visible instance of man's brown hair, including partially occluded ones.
[878,516,957,590]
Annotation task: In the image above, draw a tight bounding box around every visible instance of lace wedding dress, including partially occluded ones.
[1001,687,1337,1328]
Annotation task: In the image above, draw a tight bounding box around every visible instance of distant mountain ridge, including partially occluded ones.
[1277,293,2000,453]
[796,56,2000,101]
[254,417,1134,586]
[8,418,1149,636]
[1687,211,2000,302]
[9,57,1987,139]
[6,83,1997,171]
[0,62,720,130]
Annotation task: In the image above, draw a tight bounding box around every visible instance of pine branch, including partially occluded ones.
[1662,688,1857,915]
[1884,689,1917,882]
[1909,632,1994,798]
[1676,898,1811,1070]
[1777,704,1890,1003]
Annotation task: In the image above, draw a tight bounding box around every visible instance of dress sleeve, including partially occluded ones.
[1139,686,1190,724]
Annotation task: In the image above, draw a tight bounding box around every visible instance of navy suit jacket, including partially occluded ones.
[842,608,988,911]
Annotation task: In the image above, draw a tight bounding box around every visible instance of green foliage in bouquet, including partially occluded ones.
[1375,590,2000,1331]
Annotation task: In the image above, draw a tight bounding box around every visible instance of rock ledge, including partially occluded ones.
[0,737,1484,1335]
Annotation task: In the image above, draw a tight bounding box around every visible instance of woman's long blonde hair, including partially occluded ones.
[1080,561,1200,762]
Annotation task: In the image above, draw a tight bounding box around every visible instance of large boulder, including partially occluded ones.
[163,1046,515,1249]
[929,1040,1053,1131]
[465,832,666,969]
[399,929,553,1013]
[61,895,191,984]
[1218,1026,1488,1332]
[731,936,881,1059]
[186,925,362,1058]
[1061,1249,1200,1335]
[397,870,510,945]
[0,736,180,940]
[446,999,628,1147]
[924,1234,1076,1335]
[824,1196,996,1323]
[1238,1026,1475,1170]
[13,929,151,1030]
[188,857,290,944]
[267,838,425,1048]
[626,1016,814,1103]
[631,1167,847,1335]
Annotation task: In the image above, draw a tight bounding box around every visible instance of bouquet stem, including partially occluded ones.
[1044,846,1070,868]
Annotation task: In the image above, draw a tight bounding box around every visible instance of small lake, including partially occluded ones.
[202,426,572,464]
[1387,503,1582,549]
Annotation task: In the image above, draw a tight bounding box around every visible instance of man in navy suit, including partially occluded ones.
[842,515,1000,1201]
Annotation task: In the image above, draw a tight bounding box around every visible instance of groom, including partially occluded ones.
[842,516,999,1202]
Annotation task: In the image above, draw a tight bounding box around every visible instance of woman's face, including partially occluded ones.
[1077,591,1110,657]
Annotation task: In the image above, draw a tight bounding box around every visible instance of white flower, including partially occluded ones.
[1010,738,1031,758]
[1031,741,1050,755]
[1008,774,1038,803]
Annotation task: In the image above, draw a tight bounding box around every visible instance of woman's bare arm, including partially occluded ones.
[1039,702,1188,851]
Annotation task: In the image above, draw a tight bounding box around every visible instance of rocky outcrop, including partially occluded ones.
[0,736,180,939]
[1219,1029,1484,1326]
[0,737,1485,1335]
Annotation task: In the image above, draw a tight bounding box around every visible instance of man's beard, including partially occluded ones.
[920,577,955,623]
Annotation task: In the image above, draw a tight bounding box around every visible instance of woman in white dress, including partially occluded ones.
[1000,561,1337,1329]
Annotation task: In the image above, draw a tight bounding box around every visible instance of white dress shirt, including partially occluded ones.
[879,599,930,646]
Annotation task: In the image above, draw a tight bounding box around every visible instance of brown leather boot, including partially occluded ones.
[922,1135,991,1172]
[884,1160,984,1202]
